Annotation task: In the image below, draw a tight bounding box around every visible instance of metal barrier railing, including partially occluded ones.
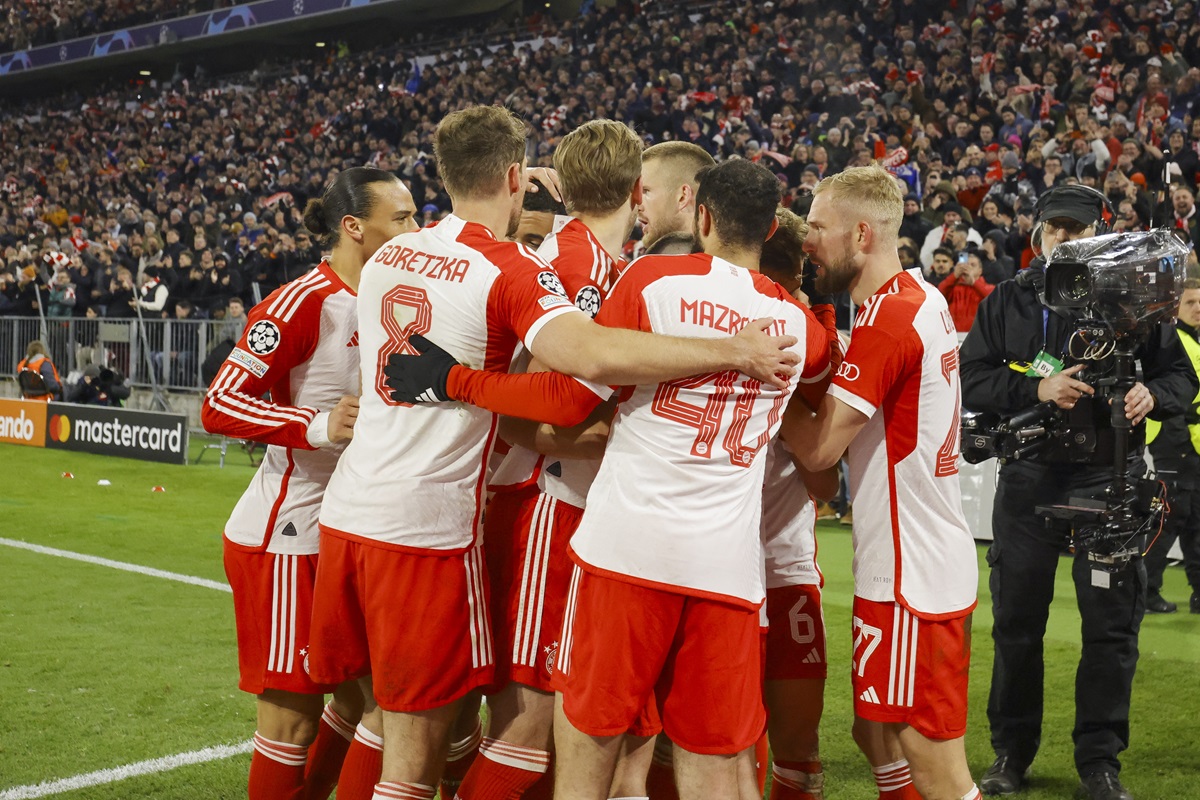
[0,316,242,392]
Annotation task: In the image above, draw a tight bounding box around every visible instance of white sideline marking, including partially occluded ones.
[0,741,253,799]
[0,537,231,593]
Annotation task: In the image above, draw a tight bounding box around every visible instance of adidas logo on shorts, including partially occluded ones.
[859,686,881,704]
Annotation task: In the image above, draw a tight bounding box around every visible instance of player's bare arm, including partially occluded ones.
[781,393,868,472]
[531,312,799,389]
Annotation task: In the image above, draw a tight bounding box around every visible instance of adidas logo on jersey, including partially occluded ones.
[802,650,822,664]
[859,686,881,704]
[346,331,359,347]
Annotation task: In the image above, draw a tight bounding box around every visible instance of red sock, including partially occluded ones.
[249,732,308,800]
[523,756,555,800]
[372,781,436,800]
[336,724,385,800]
[303,704,356,800]
[770,760,824,800]
[754,735,770,794]
[645,746,678,800]
[441,716,483,799]
[455,737,550,799]
[874,759,920,800]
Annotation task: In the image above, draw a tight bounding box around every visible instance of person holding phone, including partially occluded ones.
[938,249,993,332]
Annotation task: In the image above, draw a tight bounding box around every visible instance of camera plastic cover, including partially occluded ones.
[1046,228,1193,334]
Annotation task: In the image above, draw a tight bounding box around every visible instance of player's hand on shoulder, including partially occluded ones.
[328,395,359,443]
[733,318,799,389]
[383,333,459,404]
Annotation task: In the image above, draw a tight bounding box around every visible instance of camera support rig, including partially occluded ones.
[1034,345,1158,570]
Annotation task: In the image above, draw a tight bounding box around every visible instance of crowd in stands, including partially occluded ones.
[1,0,246,54]
[2,0,1200,336]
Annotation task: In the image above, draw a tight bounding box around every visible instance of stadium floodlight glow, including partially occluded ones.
[139,70,151,76]
[315,41,326,47]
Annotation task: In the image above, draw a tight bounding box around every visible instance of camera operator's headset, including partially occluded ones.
[1033,184,1114,235]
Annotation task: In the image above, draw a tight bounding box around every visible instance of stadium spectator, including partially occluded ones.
[939,250,994,332]
[16,340,62,400]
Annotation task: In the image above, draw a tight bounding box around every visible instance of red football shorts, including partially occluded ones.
[557,566,765,755]
[308,529,495,712]
[764,583,827,681]
[850,596,971,740]
[224,540,337,695]
[485,487,582,692]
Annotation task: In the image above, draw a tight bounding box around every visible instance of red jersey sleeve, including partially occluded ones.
[200,289,323,448]
[488,246,581,352]
[828,303,919,419]
[795,303,834,410]
[547,221,617,318]
[446,365,605,427]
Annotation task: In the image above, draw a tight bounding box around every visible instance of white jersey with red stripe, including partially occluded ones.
[319,214,582,552]
[761,438,821,589]
[568,253,831,608]
[201,261,358,554]
[827,268,977,620]
[491,215,622,507]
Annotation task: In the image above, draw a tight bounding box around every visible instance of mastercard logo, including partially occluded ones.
[48,414,71,443]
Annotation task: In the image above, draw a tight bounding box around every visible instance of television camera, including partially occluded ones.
[962,228,1193,568]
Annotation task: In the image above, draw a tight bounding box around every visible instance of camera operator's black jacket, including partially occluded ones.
[960,264,1198,464]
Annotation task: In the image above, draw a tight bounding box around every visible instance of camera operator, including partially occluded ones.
[1143,279,1200,614]
[68,364,131,407]
[960,185,1198,800]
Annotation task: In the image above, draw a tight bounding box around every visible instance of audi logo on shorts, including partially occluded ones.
[837,362,861,382]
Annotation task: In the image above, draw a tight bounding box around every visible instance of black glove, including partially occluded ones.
[800,258,833,306]
[383,334,458,404]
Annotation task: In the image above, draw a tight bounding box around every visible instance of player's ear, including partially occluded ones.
[341,214,364,245]
[630,176,644,208]
[765,217,780,242]
[507,163,524,196]
[696,203,713,238]
[678,182,694,213]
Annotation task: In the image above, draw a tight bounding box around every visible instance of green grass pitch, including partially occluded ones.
[0,439,1197,798]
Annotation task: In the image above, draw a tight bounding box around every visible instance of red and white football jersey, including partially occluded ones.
[202,262,358,554]
[491,215,622,506]
[761,439,821,589]
[828,268,977,619]
[319,214,583,551]
[568,253,831,608]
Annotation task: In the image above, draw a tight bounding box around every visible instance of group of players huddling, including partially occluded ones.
[203,107,982,800]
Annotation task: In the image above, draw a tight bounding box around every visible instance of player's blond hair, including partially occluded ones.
[812,163,904,239]
[760,207,809,276]
[642,141,715,192]
[434,105,527,199]
[554,120,644,214]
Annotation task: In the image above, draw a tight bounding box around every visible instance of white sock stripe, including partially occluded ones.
[321,704,356,741]
[479,738,551,771]
[353,723,384,751]
[371,781,436,800]
[772,765,824,792]
[873,759,910,777]
[252,733,308,767]
[446,717,483,760]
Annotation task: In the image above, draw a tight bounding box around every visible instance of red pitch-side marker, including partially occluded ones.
[152,486,166,492]
[61,472,74,478]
